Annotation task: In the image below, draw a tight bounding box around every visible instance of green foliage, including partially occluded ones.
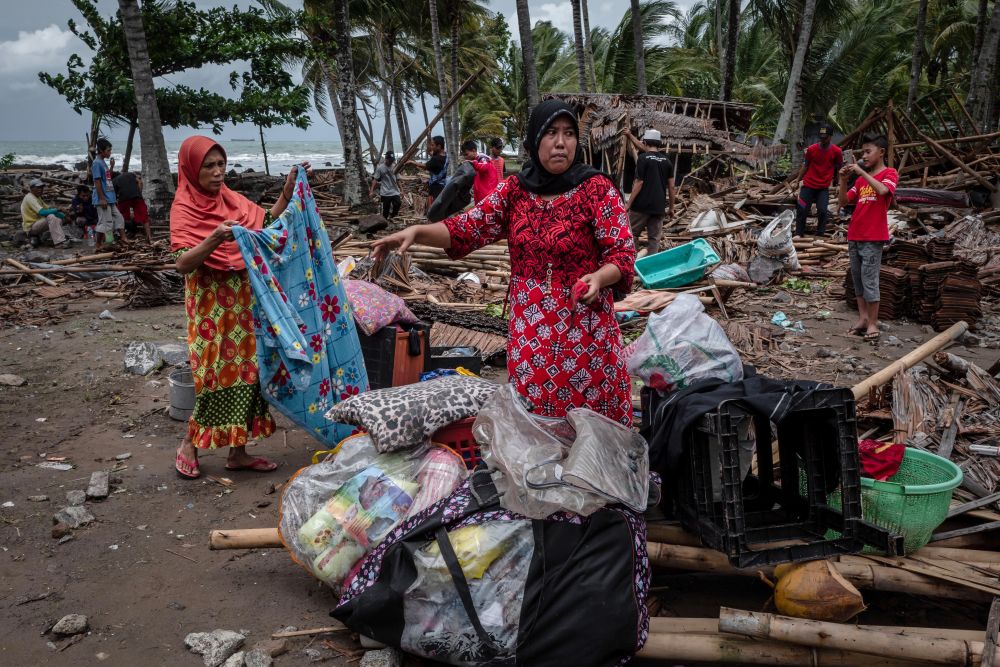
[38,0,311,135]
[0,153,15,171]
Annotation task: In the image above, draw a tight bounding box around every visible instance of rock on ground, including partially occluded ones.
[251,639,287,658]
[221,651,245,667]
[360,648,403,667]
[358,214,389,234]
[244,647,273,667]
[0,373,26,386]
[52,505,95,528]
[184,629,246,667]
[123,342,162,375]
[86,471,110,500]
[66,490,86,506]
[52,614,89,636]
[156,343,189,366]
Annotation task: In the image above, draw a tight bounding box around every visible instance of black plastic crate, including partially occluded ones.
[424,346,483,374]
[654,387,902,567]
[358,322,430,390]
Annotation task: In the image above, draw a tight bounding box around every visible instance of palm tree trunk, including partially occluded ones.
[582,0,598,91]
[117,0,174,213]
[332,0,365,204]
[974,0,989,61]
[720,0,740,101]
[967,0,1000,129]
[395,88,411,152]
[571,0,588,92]
[448,10,461,164]
[420,90,431,129]
[715,0,725,88]
[428,0,455,175]
[773,0,817,144]
[375,42,395,154]
[629,0,647,94]
[122,116,137,173]
[906,0,928,113]
[515,0,540,109]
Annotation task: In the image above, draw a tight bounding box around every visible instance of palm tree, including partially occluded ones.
[117,0,174,211]
[427,0,454,174]
[720,0,740,101]
[967,0,1000,128]
[333,0,364,204]
[630,0,648,94]
[581,0,598,91]
[571,0,589,91]
[515,0,540,110]
[772,0,818,145]
[906,0,929,113]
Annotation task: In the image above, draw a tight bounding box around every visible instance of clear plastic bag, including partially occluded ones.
[626,292,743,392]
[401,520,533,665]
[474,385,648,518]
[757,210,801,270]
[279,434,467,590]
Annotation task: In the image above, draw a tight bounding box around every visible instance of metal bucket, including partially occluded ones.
[168,367,195,421]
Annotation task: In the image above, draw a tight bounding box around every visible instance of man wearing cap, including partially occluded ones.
[370,151,402,219]
[20,179,71,248]
[625,128,676,256]
[789,123,843,237]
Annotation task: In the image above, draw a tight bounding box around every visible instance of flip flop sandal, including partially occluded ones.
[847,326,867,336]
[175,451,200,479]
[864,331,881,342]
[225,457,279,472]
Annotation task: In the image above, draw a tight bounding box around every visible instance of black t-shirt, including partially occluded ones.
[113,172,141,201]
[631,151,673,215]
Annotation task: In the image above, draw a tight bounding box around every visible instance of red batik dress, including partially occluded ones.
[443,174,637,425]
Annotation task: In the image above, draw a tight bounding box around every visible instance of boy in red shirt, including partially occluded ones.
[489,137,505,181]
[837,134,898,342]
[789,123,842,237]
[462,140,499,204]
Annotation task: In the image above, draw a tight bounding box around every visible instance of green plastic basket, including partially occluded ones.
[856,447,963,554]
[799,447,963,554]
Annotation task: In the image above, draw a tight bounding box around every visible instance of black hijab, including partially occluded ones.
[516,100,604,195]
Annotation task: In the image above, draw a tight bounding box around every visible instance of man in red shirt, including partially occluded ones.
[462,140,499,204]
[837,133,898,342]
[788,124,842,237]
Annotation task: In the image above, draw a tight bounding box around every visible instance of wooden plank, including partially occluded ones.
[937,392,963,460]
[949,491,1000,518]
[931,521,1000,543]
[985,598,1000,667]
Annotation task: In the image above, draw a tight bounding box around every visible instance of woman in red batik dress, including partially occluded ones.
[374,100,636,425]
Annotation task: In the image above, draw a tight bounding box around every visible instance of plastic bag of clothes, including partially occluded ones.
[757,210,801,270]
[474,384,649,518]
[626,293,743,393]
[279,434,467,590]
[333,473,650,667]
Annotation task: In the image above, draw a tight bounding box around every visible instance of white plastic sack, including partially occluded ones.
[757,210,800,270]
[625,293,743,392]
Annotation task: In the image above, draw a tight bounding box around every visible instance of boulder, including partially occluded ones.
[124,341,162,375]
[358,214,389,234]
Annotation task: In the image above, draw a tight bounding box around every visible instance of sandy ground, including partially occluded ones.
[1,277,997,666]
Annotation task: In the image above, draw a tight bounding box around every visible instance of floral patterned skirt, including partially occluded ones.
[184,266,275,449]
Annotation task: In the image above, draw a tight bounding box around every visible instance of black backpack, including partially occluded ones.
[332,470,650,666]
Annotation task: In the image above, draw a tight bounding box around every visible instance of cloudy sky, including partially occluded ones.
[0,1,694,144]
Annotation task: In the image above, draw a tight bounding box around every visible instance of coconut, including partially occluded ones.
[773,559,866,622]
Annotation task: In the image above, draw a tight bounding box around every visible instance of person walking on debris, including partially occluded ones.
[489,137,506,180]
[21,178,72,248]
[114,169,151,244]
[408,135,448,209]
[374,100,637,425]
[170,135,310,479]
[463,140,500,204]
[838,133,897,343]
[92,138,126,251]
[625,129,676,256]
[370,152,402,219]
[789,123,843,237]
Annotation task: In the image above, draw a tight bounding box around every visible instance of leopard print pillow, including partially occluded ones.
[325,376,499,452]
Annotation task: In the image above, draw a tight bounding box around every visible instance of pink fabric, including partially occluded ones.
[344,279,418,336]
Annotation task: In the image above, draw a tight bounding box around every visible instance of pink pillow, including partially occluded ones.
[344,279,418,336]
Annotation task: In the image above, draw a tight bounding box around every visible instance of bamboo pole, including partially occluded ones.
[5,257,58,286]
[637,631,923,666]
[49,252,116,266]
[851,321,969,401]
[718,607,983,666]
[208,527,282,550]
[0,263,175,275]
[648,617,986,641]
[921,133,998,192]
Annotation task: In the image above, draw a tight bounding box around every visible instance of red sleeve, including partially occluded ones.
[470,159,492,175]
[443,177,512,259]
[880,168,898,195]
[588,176,636,292]
[846,182,858,203]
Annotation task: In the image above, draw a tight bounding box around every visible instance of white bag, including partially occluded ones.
[757,210,800,270]
[625,293,743,392]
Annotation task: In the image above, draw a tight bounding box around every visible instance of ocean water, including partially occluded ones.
[1,139,345,173]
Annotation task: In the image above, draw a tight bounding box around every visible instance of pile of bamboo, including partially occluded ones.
[332,239,512,280]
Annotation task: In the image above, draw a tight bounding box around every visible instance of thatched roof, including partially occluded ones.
[546,92,756,132]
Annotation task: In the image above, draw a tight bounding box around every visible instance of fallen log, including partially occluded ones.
[718,607,983,666]
[5,257,58,287]
[648,616,985,641]
[208,527,282,550]
[851,321,969,401]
